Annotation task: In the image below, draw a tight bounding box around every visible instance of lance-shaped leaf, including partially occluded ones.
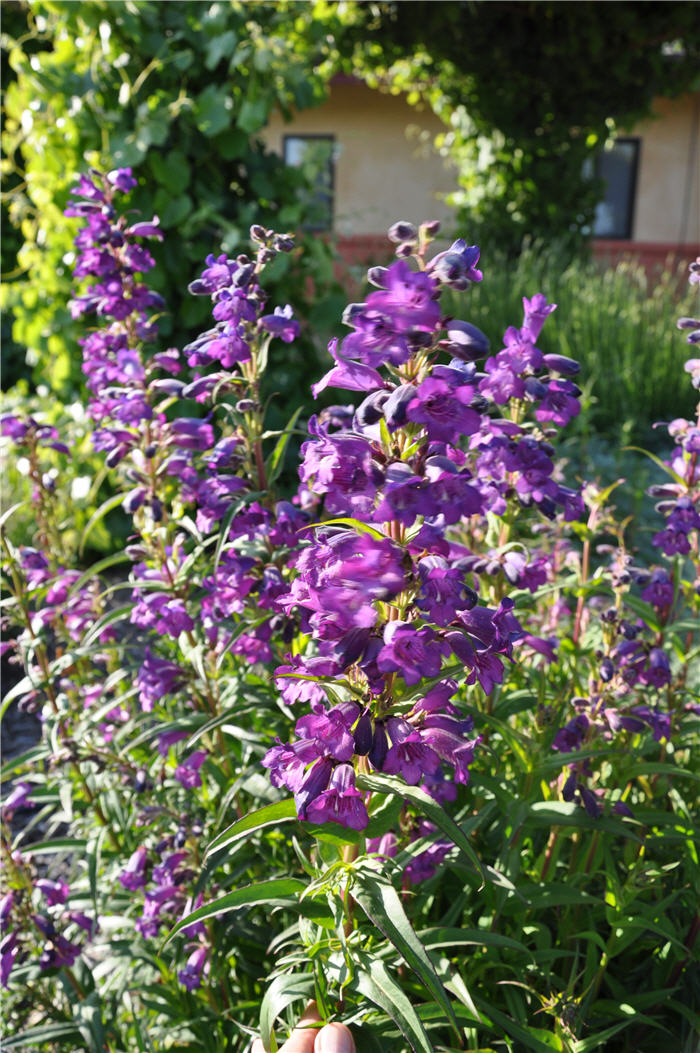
[356,771,484,882]
[205,800,298,860]
[352,957,433,1053]
[352,869,461,1041]
[260,973,315,1053]
[161,877,306,948]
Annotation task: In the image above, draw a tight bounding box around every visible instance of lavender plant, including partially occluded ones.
[1,174,698,1053]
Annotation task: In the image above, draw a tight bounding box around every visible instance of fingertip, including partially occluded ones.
[250,1041,265,1053]
[314,1022,356,1053]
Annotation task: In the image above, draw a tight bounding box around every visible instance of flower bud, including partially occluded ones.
[235,398,257,413]
[383,384,417,430]
[369,723,388,770]
[367,266,388,288]
[443,320,490,361]
[354,390,390,427]
[354,709,374,755]
[387,221,417,244]
[250,224,267,242]
[542,353,581,376]
[273,234,295,253]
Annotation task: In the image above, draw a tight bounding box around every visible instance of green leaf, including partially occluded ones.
[161,877,307,947]
[82,604,132,647]
[68,551,132,596]
[473,1000,562,1053]
[622,446,686,487]
[205,29,238,71]
[238,96,268,134]
[260,973,315,1052]
[352,959,433,1053]
[307,518,388,540]
[79,492,126,555]
[205,800,298,860]
[24,838,87,856]
[418,926,534,958]
[266,406,303,486]
[2,1023,83,1048]
[352,870,460,1040]
[357,772,484,881]
[195,85,233,137]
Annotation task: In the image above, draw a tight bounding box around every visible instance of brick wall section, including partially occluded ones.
[334,235,700,281]
[591,240,699,276]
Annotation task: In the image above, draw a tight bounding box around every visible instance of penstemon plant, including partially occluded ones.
[1,173,698,1053]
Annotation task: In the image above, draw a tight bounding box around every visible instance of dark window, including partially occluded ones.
[591,138,640,239]
[283,135,335,232]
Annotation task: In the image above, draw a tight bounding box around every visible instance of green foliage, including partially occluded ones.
[351,2,700,254]
[0,385,127,555]
[1,0,354,397]
[444,246,698,445]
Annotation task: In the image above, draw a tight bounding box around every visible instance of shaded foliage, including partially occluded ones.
[350,2,700,253]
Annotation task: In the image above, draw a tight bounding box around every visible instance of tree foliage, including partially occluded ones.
[351,1,700,254]
[1,0,358,396]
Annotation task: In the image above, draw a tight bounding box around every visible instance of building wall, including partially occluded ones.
[260,78,459,238]
[631,92,700,244]
[262,78,699,262]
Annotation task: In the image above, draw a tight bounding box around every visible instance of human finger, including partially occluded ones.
[314,1022,356,1053]
[277,1002,322,1053]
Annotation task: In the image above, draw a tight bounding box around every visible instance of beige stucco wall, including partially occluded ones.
[262,80,699,246]
[631,92,700,243]
[260,79,459,237]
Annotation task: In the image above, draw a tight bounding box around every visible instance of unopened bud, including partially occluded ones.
[387,221,417,244]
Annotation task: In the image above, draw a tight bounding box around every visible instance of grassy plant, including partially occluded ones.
[446,245,696,445]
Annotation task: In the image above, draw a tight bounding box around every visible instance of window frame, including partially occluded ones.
[282,133,336,233]
[591,136,641,241]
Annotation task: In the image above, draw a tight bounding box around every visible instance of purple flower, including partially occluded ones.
[107,167,138,193]
[406,377,481,444]
[304,764,369,830]
[36,880,69,906]
[427,240,482,288]
[312,338,385,398]
[136,651,184,711]
[366,259,441,332]
[383,718,440,784]
[1,933,19,987]
[2,780,34,817]
[178,946,208,990]
[294,757,334,818]
[295,704,356,762]
[552,714,589,753]
[259,304,299,342]
[522,293,556,341]
[119,846,148,891]
[641,569,674,610]
[377,623,445,686]
[174,751,208,789]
